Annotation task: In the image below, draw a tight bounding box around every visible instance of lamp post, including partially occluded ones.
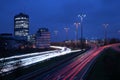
[78,14,86,49]
[74,22,80,48]
[74,22,80,42]
[103,24,109,45]
[64,27,69,41]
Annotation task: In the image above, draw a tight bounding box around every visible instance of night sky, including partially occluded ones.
[0,0,120,41]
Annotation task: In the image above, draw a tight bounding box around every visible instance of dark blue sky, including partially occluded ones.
[0,0,120,41]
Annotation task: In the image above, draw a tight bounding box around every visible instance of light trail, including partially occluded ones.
[43,44,120,80]
[43,46,97,80]
[0,46,81,74]
[0,46,65,61]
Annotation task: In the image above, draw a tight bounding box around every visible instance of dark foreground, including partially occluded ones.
[86,48,120,80]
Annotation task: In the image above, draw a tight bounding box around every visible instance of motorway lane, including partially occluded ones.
[18,45,96,80]
[69,48,103,80]
[0,46,72,74]
[44,44,120,80]
[17,43,120,80]
[110,43,120,52]
[44,46,100,80]
[77,43,120,80]
[16,49,84,80]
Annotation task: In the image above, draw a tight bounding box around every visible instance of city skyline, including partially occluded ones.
[0,0,120,41]
[0,1,120,79]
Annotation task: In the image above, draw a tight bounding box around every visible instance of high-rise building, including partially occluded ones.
[14,13,29,38]
[36,28,50,48]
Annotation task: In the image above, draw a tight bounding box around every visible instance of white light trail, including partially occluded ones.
[0,46,81,74]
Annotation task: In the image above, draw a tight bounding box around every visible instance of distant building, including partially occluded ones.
[0,33,19,50]
[27,34,36,43]
[14,13,29,40]
[36,28,50,48]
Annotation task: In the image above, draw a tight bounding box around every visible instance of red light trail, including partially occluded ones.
[44,44,120,80]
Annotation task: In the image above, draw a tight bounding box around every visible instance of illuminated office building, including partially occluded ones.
[36,28,50,48]
[14,13,29,38]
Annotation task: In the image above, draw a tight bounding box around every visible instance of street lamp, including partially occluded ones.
[78,14,86,49]
[74,22,80,42]
[64,27,69,41]
[103,24,109,45]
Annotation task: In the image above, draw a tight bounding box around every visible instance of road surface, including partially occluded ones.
[0,46,74,74]
[17,43,120,80]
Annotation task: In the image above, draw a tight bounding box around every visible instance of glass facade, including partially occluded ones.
[14,13,29,37]
[36,28,50,48]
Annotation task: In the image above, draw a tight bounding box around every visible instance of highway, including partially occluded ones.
[43,44,100,80]
[16,43,120,80]
[0,46,80,74]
